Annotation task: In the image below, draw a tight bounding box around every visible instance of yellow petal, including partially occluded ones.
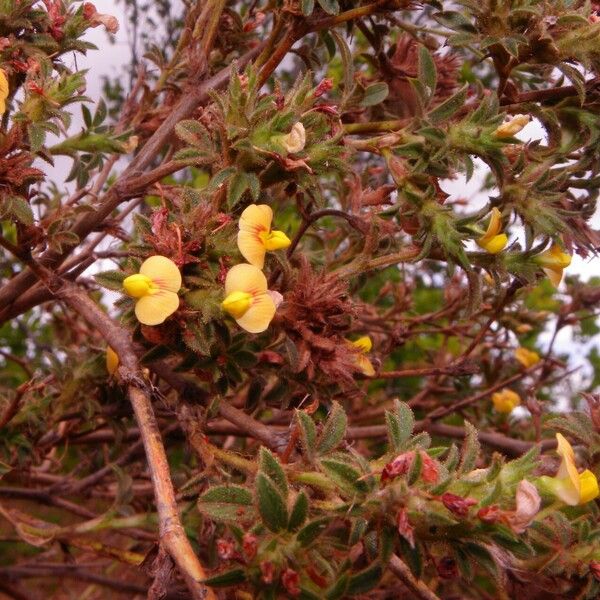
[492,389,521,413]
[479,233,508,254]
[477,208,504,248]
[556,433,580,493]
[238,230,267,268]
[515,347,540,368]
[235,292,276,333]
[494,114,530,138]
[0,70,8,115]
[260,229,291,251]
[225,263,268,296]
[139,255,181,293]
[578,469,599,504]
[123,273,154,298]
[106,346,119,375]
[134,290,179,325]
[544,267,563,288]
[239,204,273,233]
[351,336,373,353]
[222,290,253,319]
[550,477,580,506]
[355,354,375,377]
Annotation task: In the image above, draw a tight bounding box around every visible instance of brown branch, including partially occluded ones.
[54,282,215,600]
[388,554,441,600]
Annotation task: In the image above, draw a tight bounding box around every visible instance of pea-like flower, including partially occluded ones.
[106,346,119,375]
[122,255,182,325]
[237,204,291,269]
[494,114,530,138]
[0,69,8,114]
[349,336,375,377]
[280,122,306,154]
[491,388,521,413]
[477,208,508,254]
[541,433,599,506]
[221,264,276,333]
[515,347,540,368]
[535,244,571,287]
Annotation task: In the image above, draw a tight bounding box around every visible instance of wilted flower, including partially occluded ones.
[381,450,439,484]
[441,492,477,517]
[477,208,508,254]
[535,244,571,287]
[279,122,306,154]
[222,264,276,333]
[504,480,541,534]
[106,346,119,376]
[237,204,291,269]
[216,538,235,560]
[122,256,181,325]
[348,335,375,376]
[0,69,8,114]
[492,388,521,413]
[515,346,540,368]
[260,561,275,584]
[540,433,599,506]
[494,114,530,138]
[396,507,415,548]
[83,2,120,34]
[281,568,301,596]
[436,556,458,579]
[242,532,257,560]
[590,561,600,581]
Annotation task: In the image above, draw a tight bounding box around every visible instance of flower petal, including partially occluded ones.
[135,290,180,325]
[480,233,508,254]
[235,292,276,333]
[355,354,375,377]
[225,263,268,295]
[351,336,372,353]
[239,204,272,233]
[556,433,580,493]
[544,267,563,287]
[106,346,119,375]
[238,230,267,268]
[578,469,599,504]
[139,255,181,293]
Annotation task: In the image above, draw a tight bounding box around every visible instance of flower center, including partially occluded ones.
[222,291,253,319]
[123,273,155,298]
[259,229,291,251]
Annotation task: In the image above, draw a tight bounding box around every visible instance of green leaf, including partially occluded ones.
[320,458,367,496]
[316,401,347,455]
[347,563,383,595]
[433,11,477,33]
[202,569,246,587]
[296,410,317,461]
[288,491,309,531]
[418,46,437,104]
[258,447,288,500]
[360,82,389,107]
[5,196,34,226]
[301,0,315,15]
[206,166,236,192]
[227,171,251,208]
[296,517,330,546]
[93,270,127,291]
[428,84,468,124]
[385,399,415,452]
[175,119,209,146]
[197,485,254,522]
[459,421,480,474]
[256,473,288,532]
[326,573,349,599]
[331,30,354,102]
[317,0,339,15]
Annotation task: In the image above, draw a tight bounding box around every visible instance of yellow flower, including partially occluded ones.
[515,347,540,368]
[237,204,291,269]
[222,264,276,333]
[0,69,8,115]
[106,346,119,376]
[492,388,521,413]
[280,122,306,154]
[542,433,599,506]
[535,244,571,287]
[477,208,508,254]
[494,114,530,138]
[349,336,375,377]
[122,255,181,325]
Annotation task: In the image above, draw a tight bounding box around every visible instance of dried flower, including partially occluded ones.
[436,556,458,579]
[477,505,502,524]
[477,208,508,254]
[222,264,276,333]
[492,388,521,413]
[494,114,530,138]
[281,568,301,596]
[122,256,181,325]
[242,532,257,560]
[396,507,415,548]
[106,346,119,376]
[441,492,477,517]
[0,69,8,114]
[348,335,375,376]
[260,561,275,584]
[504,480,541,533]
[535,244,571,287]
[381,451,414,482]
[540,433,599,506]
[237,204,291,269]
[280,122,306,154]
[216,538,235,560]
[83,2,119,34]
[515,347,540,368]
[590,561,600,581]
